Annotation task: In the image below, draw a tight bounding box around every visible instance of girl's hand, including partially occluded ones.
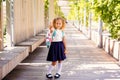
[64,50,68,54]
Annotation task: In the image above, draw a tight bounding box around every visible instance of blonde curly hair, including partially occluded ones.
[53,17,66,30]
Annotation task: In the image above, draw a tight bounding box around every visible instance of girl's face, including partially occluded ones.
[55,19,62,29]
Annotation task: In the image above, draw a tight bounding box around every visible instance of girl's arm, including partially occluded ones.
[63,36,68,54]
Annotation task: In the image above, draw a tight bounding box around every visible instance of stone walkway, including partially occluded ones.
[3,23,120,80]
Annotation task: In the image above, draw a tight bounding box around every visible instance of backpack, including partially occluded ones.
[45,30,64,48]
[46,30,52,48]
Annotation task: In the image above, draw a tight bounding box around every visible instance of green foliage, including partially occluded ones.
[68,0,82,20]
[44,0,49,11]
[93,0,120,40]
[0,0,2,9]
[3,25,6,35]
[44,0,49,17]
[68,0,92,27]
[54,0,65,18]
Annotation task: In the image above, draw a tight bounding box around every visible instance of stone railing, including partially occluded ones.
[74,24,120,64]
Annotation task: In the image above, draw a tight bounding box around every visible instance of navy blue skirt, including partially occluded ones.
[47,41,66,61]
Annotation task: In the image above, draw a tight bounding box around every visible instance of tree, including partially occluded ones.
[93,0,120,40]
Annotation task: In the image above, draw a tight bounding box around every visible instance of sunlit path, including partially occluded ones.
[3,23,120,80]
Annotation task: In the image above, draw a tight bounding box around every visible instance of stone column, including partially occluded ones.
[0,1,3,50]
[88,12,92,40]
[6,0,14,46]
[33,0,36,36]
[39,0,45,31]
[98,18,103,48]
[48,0,55,25]
[84,7,86,28]
[118,43,120,65]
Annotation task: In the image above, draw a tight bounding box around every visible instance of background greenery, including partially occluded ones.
[67,0,120,40]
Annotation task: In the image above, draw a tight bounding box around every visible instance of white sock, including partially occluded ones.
[57,63,62,74]
[47,65,54,74]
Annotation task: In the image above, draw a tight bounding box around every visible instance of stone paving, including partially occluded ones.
[3,23,120,80]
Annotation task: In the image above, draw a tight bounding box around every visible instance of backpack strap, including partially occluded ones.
[52,30,64,39]
[62,31,64,37]
[52,30,56,39]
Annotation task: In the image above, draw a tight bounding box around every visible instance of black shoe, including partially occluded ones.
[54,73,61,79]
[46,74,53,79]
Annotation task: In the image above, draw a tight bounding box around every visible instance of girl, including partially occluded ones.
[46,17,67,79]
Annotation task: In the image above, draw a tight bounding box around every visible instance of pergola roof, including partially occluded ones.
[57,0,71,16]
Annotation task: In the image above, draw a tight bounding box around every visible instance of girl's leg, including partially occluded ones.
[52,61,57,66]
[47,61,57,74]
[57,60,62,74]
[46,61,57,78]
[54,61,62,78]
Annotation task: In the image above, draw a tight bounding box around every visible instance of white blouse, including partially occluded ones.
[52,30,65,42]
